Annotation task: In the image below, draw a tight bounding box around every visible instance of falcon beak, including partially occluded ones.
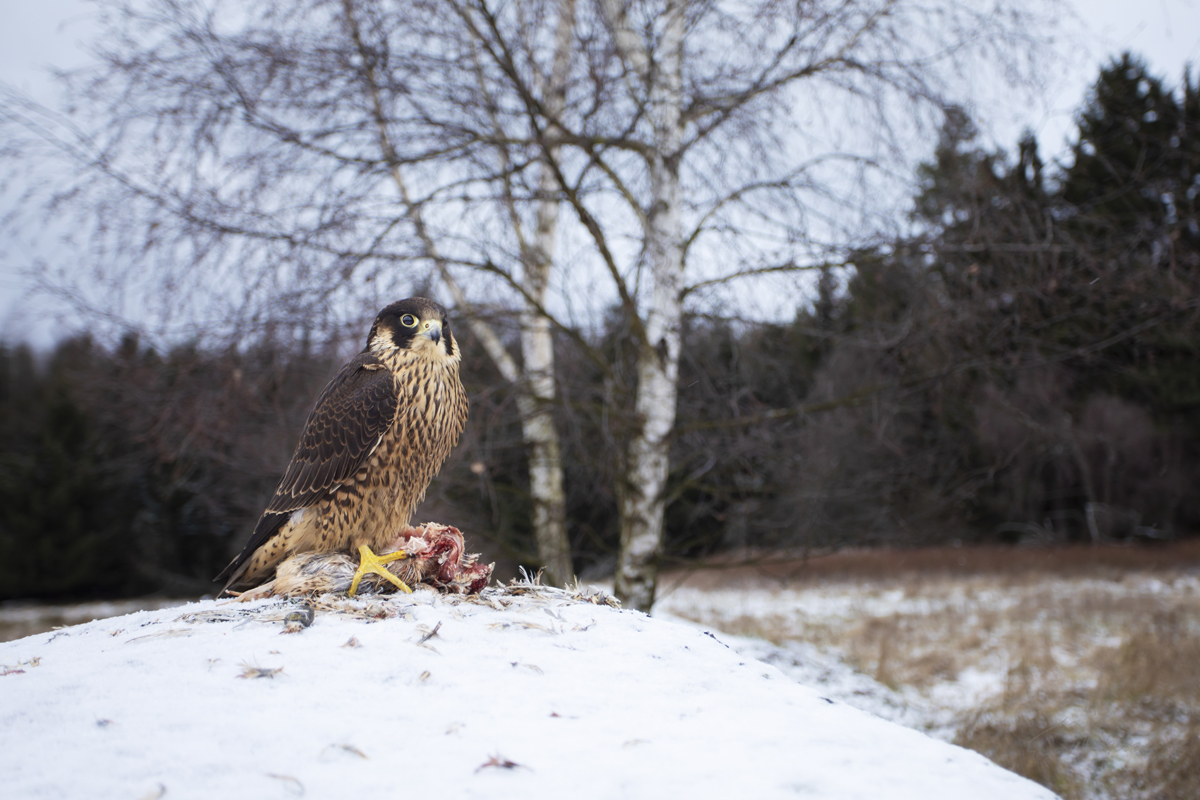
[421,320,442,345]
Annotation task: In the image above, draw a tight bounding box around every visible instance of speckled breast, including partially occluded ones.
[353,350,468,549]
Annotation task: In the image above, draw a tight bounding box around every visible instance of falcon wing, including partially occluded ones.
[266,354,399,513]
[215,353,399,587]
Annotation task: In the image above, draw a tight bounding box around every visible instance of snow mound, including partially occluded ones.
[0,583,1055,799]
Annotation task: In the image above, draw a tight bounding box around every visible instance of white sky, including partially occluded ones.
[2,0,1200,348]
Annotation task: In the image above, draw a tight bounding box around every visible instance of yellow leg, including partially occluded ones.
[348,545,412,597]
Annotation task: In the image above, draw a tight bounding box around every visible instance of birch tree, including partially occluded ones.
[598,0,686,610]
[448,0,1058,608]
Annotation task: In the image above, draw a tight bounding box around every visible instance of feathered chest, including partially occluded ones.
[376,350,468,484]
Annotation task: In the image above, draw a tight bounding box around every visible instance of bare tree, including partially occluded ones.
[0,0,583,584]
[443,0,1058,608]
[3,0,1059,608]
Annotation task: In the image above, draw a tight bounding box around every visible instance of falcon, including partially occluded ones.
[215,297,468,596]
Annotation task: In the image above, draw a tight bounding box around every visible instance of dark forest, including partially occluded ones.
[2,53,1197,600]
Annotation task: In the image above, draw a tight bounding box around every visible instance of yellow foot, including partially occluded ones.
[348,545,412,597]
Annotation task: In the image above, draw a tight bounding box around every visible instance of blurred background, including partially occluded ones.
[2,3,1200,793]
[2,0,1197,601]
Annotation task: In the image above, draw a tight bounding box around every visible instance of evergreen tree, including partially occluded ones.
[1063,52,1200,265]
[0,341,145,598]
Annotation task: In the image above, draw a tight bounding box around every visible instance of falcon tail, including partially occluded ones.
[214,511,290,594]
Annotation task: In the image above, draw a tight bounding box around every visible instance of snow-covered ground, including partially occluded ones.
[0,583,1055,800]
[654,582,982,736]
[0,598,184,644]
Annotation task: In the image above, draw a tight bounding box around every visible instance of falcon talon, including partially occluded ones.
[348,545,411,597]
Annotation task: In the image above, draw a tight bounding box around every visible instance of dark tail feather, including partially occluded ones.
[214,511,290,594]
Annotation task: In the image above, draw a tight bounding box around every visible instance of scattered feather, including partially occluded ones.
[266,773,304,795]
[2,656,41,675]
[136,783,166,800]
[168,581,617,656]
[488,619,556,634]
[125,629,196,644]
[282,606,315,634]
[475,754,525,773]
[237,662,283,679]
[416,621,442,645]
[511,662,543,674]
[324,743,368,760]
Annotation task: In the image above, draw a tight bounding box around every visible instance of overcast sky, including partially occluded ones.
[2,0,1200,348]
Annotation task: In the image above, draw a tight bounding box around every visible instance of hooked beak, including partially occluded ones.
[421,321,442,345]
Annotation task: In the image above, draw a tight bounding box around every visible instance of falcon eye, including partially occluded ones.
[400,314,417,328]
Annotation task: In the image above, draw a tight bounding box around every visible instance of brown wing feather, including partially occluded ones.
[213,353,398,587]
[266,354,398,513]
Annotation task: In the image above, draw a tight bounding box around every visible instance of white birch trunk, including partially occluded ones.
[513,0,574,587]
[516,256,570,585]
[606,0,687,611]
[516,149,571,587]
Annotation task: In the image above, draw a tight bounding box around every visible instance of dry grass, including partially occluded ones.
[662,542,1200,800]
[670,539,1200,587]
[955,712,1084,799]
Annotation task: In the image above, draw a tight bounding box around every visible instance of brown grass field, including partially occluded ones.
[660,540,1200,800]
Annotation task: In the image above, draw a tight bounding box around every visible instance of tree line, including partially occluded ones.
[0,0,1056,608]
[3,50,1196,600]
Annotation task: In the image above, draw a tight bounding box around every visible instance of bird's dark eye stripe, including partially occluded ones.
[401,314,417,327]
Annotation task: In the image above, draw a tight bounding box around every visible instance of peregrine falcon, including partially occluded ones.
[215,297,468,595]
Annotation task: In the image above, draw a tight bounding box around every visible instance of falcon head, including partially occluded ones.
[367,297,458,361]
